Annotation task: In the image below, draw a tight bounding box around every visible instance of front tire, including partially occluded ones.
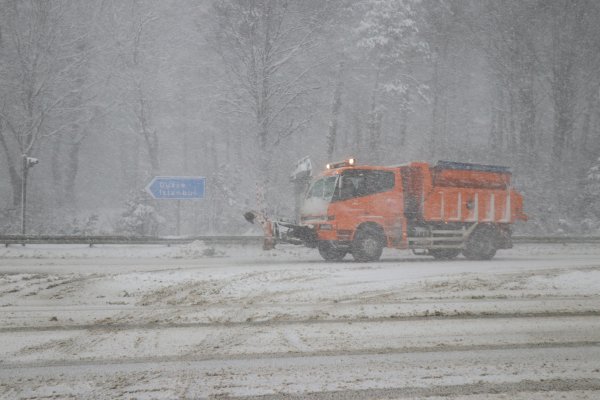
[318,241,346,261]
[463,227,497,260]
[352,226,384,262]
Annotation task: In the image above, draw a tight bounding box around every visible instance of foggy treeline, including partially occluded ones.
[1,0,600,236]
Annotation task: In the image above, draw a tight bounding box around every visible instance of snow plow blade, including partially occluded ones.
[243,211,316,250]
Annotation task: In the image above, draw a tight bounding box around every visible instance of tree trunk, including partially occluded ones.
[50,137,64,207]
[507,82,518,156]
[518,65,536,163]
[489,77,504,153]
[398,88,410,147]
[255,26,272,214]
[430,48,441,158]
[64,141,82,211]
[135,81,160,177]
[353,110,362,155]
[145,130,160,176]
[549,2,582,163]
[326,60,345,160]
[580,83,598,164]
[0,130,22,208]
[551,72,575,162]
[367,67,382,162]
[256,93,270,214]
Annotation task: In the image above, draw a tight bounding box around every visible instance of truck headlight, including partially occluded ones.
[320,224,333,230]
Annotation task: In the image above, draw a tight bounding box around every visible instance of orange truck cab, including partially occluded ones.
[247,159,527,261]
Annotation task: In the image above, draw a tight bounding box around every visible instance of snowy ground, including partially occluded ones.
[0,242,599,399]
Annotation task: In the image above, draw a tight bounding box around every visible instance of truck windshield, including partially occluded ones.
[337,170,395,200]
[306,176,338,201]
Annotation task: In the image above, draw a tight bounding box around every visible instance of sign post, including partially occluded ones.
[21,155,40,236]
[145,177,205,236]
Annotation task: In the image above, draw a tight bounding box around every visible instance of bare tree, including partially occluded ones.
[355,0,427,162]
[210,0,327,208]
[325,60,345,159]
[422,0,453,159]
[102,0,163,179]
[544,0,588,162]
[0,0,95,208]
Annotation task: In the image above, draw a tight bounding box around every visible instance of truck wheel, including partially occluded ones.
[463,227,497,260]
[352,226,384,262]
[318,241,346,261]
[429,249,460,260]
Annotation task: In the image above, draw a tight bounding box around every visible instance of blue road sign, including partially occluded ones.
[145,176,205,200]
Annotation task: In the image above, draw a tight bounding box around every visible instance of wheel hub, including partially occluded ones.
[363,238,380,256]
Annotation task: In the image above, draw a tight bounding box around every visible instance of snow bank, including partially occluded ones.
[172,240,226,258]
[0,242,227,259]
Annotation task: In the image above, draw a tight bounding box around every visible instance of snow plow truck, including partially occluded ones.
[244,159,527,261]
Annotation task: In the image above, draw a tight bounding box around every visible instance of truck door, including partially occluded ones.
[334,170,368,224]
[335,169,402,245]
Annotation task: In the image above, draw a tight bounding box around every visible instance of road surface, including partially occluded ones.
[0,242,599,399]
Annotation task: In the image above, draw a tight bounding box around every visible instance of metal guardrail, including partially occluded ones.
[0,235,263,246]
[512,236,600,244]
[1,235,600,246]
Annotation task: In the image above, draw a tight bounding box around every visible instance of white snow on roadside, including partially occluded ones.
[1,243,599,330]
[0,241,230,259]
[172,240,226,258]
[1,244,600,398]
[526,270,600,294]
[1,242,600,260]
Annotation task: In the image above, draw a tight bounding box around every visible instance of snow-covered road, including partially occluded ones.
[1,243,599,399]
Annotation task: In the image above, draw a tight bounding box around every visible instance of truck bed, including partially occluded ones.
[401,161,527,224]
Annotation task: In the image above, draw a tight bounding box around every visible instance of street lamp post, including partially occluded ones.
[20,155,39,236]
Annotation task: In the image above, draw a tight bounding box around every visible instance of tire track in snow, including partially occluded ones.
[1,309,599,333]
[222,379,600,399]
[2,345,600,399]
[2,341,599,370]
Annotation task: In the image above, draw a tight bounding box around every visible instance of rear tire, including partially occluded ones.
[352,225,384,262]
[463,227,497,260]
[429,249,460,260]
[318,241,346,261]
